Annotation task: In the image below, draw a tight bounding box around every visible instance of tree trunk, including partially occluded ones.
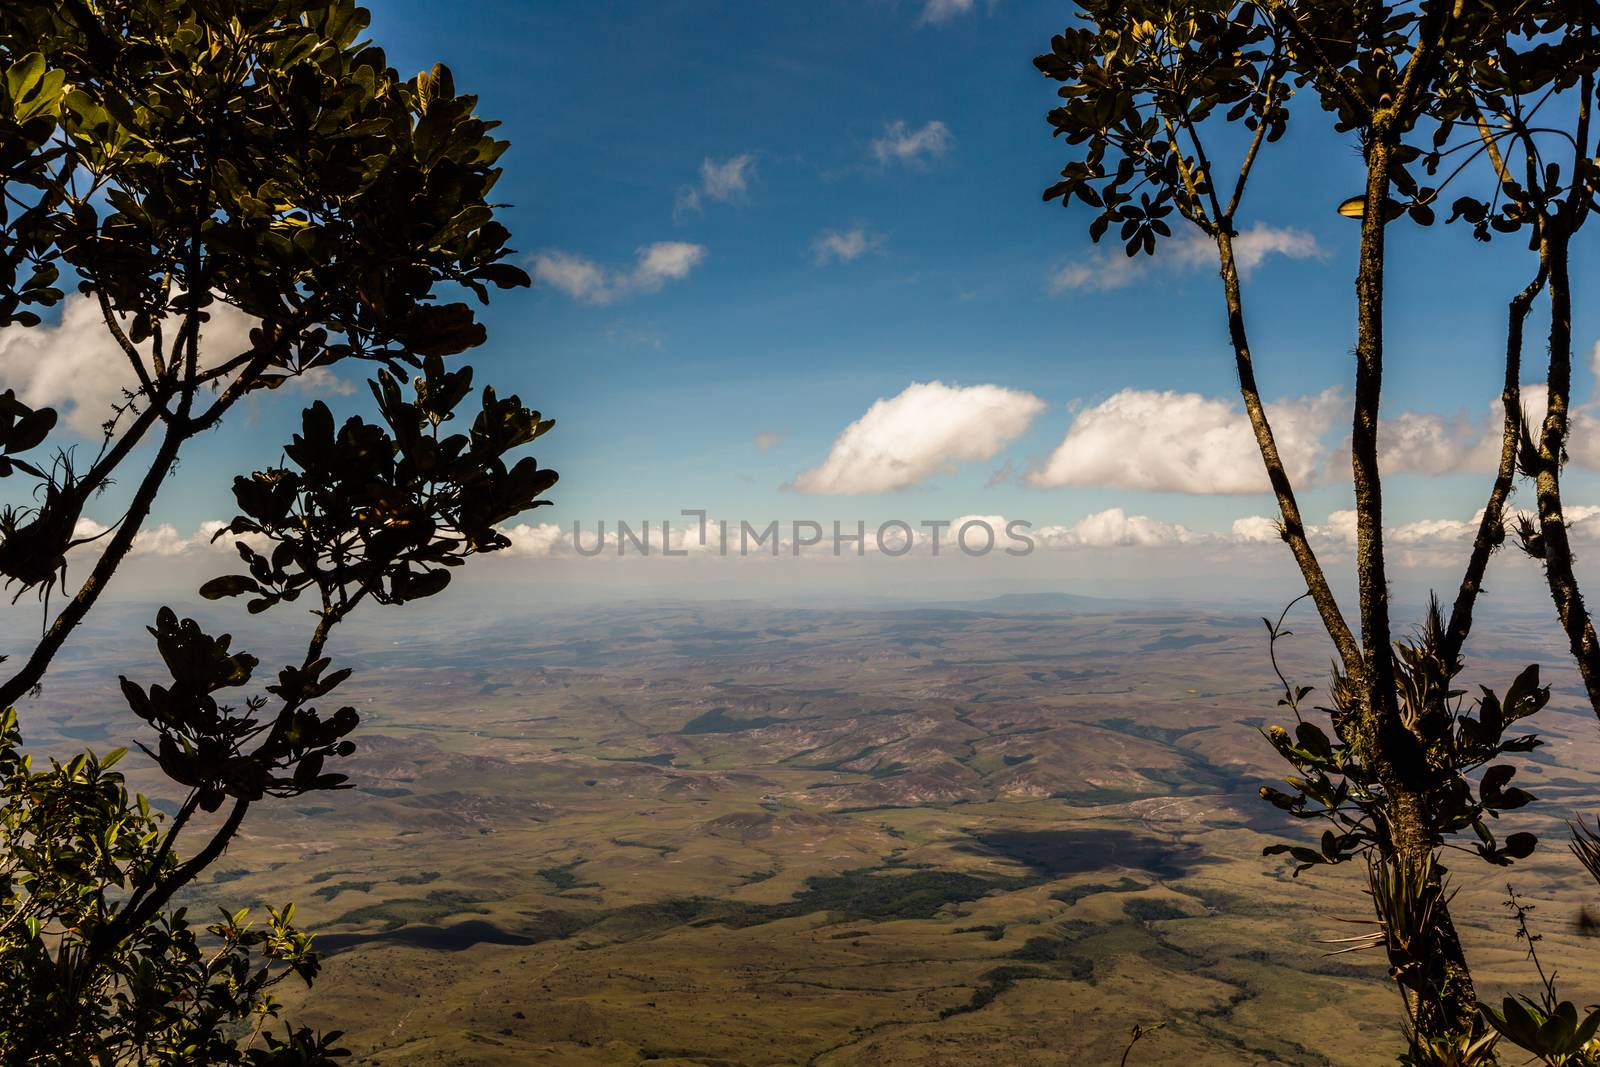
[1531,226,1600,714]
[1350,133,1478,1036]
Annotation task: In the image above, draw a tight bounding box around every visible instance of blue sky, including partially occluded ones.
[359,0,1598,534]
[12,0,1600,602]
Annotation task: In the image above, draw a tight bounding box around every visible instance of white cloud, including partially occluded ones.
[1027,378,1600,498]
[1028,503,1600,558]
[635,242,706,289]
[1038,507,1199,548]
[1029,387,1341,494]
[1318,509,1358,544]
[1050,223,1322,293]
[871,120,952,167]
[1304,509,1483,551]
[812,226,882,265]
[0,295,255,435]
[1229,224,1324,273]
[919,0,976,24]
[1375,409,1485,476]
[1049,255,1146,294]
[1388,515,1479,545]
[531,242,707,305]
[60,516,258,563]
[675,153,756,218]
[529,251,607,303]
[499,521,571,559]
[1231,515,1281,543]
[701,154,754,200]
[1338,384,1600,476]
[1509,386,1600,471]
[792,381,1045,494]
[130,522,196,558]
[70,516,110,543]
[753,431,783,451]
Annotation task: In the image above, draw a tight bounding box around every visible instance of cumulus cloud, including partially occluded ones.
[791,381,1045,495]
[635,242,706,288]
[1037,507,1199,548]
[58,517,262,565]
[1374,409,1486,476]
[1301,508,1502,555]
[919,0,976,23]
[812,226,882,266]
[1388,515,1479,545]
[1026,503,1600,559]
[675,153,756,218]
[499,521,571,559]
[531,242,707,305]
[1029,387,1341,494]
[0,295,255,434]
[871,120,952,167]
[1050,223,1322,293]
[1030,378,1600,497]
[1335,384,1600,476]
[1317,509,1360,544]
[129,522,201,558]
[1231,514,1282,543]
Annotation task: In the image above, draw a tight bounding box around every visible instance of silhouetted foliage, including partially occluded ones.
[0,0,550,1059]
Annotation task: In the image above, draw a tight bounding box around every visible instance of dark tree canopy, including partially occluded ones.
[0,2,554,1061]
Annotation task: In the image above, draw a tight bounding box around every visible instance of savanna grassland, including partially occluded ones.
[20,594,1600,1065]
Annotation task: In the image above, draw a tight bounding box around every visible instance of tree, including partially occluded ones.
[0,1,554,1059]
[1036,0,1599,1057]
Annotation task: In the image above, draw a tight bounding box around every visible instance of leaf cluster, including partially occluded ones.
[0,707,347,1064]
[1259,606,1547,875]
[119,607,359,814]
[1036,1,1288,245]
[1,0,530,374]
[202,354,556,613]
[1483,996,1600,1065]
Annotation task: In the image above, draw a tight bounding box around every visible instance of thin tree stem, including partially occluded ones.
[1214,229,1361,675]
[1443,265,1547,663]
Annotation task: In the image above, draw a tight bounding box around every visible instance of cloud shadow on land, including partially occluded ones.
[956,827,1209,880]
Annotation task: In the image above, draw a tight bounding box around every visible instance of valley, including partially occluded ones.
[19,595,1600,1065]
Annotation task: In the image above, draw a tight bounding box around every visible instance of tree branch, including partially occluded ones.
[1350,135,1399,712]
[1267,2,1370,122]
[93,287,160,404]
[1531,223,1600,713]
[1442,263,1546,663]
[1226,69,1279,220]
[1214,226,1362,673]
[0,402,190,708]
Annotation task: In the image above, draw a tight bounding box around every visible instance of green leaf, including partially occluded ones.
[5,52,46,109]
